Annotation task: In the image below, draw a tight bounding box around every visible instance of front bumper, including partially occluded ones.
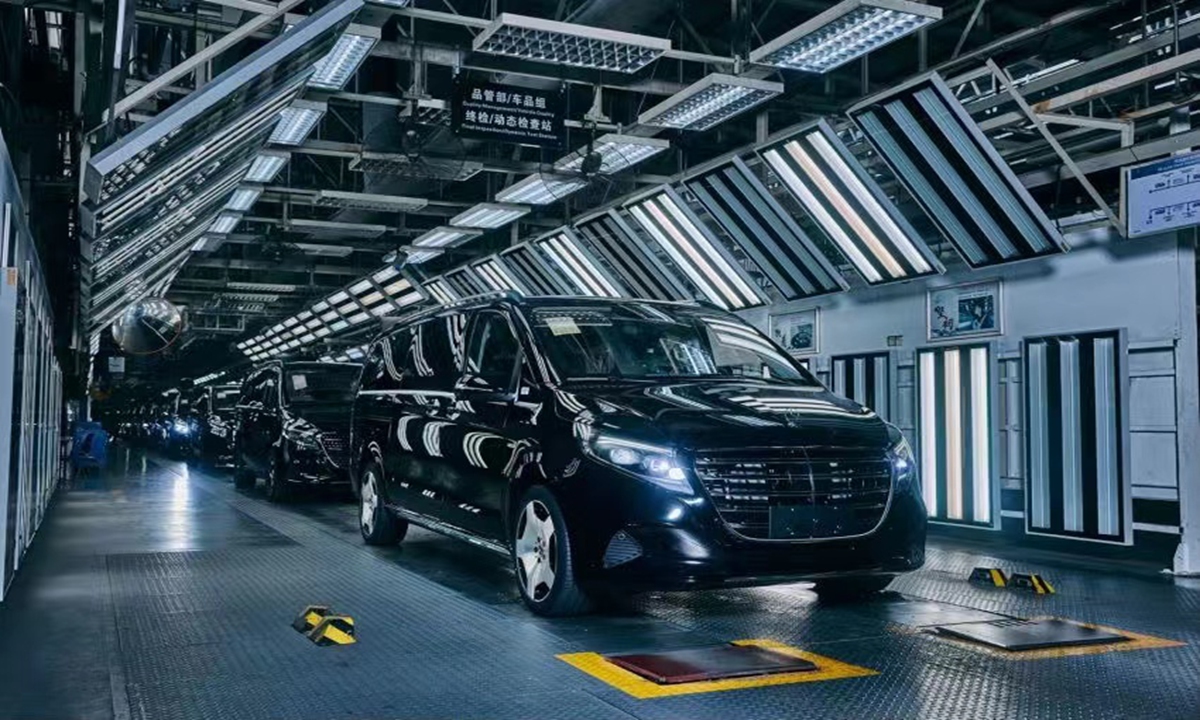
[556,462,927,592]
[288,445,350,485]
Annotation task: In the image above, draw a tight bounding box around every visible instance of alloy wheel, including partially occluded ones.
[514,500,557,602]
[361,469,378,535]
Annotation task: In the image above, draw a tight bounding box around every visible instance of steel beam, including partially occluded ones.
[1018,128,1200,188]
[186,257,365,275]
[111,0,306,118]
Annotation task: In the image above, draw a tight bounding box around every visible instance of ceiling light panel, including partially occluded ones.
[638,74,783,132]
[308,28,379,90]
[626,187,769,310]
[444,268,490,298]
[225,185,263,212]
[473,257,527,294]
[499,245,574,296]
[750,0,942,73]
[450,202,530,229]
[495,173,589,205]
[534,230,624,298]
[349,151,483,182]
[424,279,459,305]
[227,282,298,293]
[245,151,290,183]
[314,189,428,212]
[554,134,670,175]
[761,121,943,286]
[269,100,327,146]
[686,156,850,298]
[209,213,241,235]
[413,226,483,249]
[473,13,671,74]
[849,74,1067,268]
[574,210,691,302]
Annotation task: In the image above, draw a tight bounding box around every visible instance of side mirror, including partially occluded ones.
[456,376,517,404]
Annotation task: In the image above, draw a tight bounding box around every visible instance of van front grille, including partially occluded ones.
[693,447,892,540]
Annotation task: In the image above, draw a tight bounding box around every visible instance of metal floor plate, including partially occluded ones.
[935,618,1129,651]
[1,447,1197,720]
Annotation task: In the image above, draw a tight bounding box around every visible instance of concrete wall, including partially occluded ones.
[740,226,1198,561]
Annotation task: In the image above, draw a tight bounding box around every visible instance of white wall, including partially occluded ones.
[741,226,1196,557]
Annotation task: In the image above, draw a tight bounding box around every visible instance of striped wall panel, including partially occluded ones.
[574,211,691,302]
[685,157,848,300]
[1024,332,1128,543]
[917,344,995,527]
[831,352,891,422]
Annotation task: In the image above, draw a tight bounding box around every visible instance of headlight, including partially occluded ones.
[287,432,322,452]
[886,424,917,492]
[172,420,190,435]
[583,433,692,494]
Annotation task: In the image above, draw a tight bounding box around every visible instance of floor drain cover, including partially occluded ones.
[606,644,817,685]
[935,618,1129,651]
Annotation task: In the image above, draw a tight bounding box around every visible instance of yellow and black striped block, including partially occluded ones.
[1009,573,1055,595]
[969,567,1008,587]
[292,605,357,646]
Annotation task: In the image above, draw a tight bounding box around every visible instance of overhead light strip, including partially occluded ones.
[573,210,691,302]
[554,134,670,174]
[450,202,530,229]
[269,100,327,146]
[473,13,671,74]
[760,120,942,285]
[626,188,767,309]
[495,173,588,205]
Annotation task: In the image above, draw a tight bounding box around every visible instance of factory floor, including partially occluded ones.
[1,444,1196,720]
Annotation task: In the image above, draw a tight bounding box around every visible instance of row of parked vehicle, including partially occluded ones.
[163,294,930,616]
[117,384,242,464]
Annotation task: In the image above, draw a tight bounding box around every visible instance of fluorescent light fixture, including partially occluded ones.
[245,152,289,183]
[536,231,623,298]
[848,74,1066,267]
[499,244,575,296]
[209,213,241,235]
[313,189,428,212]
[383,279,411,296]
[760,121,941,285]
[554,134,670,174]
[405,250,439,265]
[638,74,783,131]
[473,13,671,74]
[495,173,588,205]
[367,0,411,7]
[373,267,399,284]
[750,0,942,73]
[474,258,525,294]
[360,291,384,305]
[228,282,298,293]
[225,185,263,212]
[451,203,530,229]
[573,207,691,301]
[308,30,379,90]
[350,279,372,294]
[626,188,768,310]
[424,279,459,305]
[269,101,326,146]
[413,226,483,248]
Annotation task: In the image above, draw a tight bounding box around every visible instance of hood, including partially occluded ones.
[552,379,889,451]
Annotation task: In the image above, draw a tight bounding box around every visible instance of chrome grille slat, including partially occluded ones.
[693,447,892,540]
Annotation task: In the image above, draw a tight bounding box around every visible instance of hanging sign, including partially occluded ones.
[1125,150,1200,238]
[451,80,563,148]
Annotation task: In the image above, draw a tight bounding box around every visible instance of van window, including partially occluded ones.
[464,311,520,390]
[402,316,462,392]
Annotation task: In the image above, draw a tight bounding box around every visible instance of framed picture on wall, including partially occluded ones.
[927,280,1002,341]
[769,309,819,356]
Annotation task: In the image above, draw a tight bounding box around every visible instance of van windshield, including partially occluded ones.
[528,304,817,385]
[284,364,361,405]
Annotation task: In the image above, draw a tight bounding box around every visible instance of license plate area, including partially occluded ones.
[768,504,855,540]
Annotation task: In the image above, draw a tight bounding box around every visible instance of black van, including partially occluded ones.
[351,295,926,616]
[189,383,242,466]
[233,360,362,501]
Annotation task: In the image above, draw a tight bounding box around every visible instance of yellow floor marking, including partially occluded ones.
[924,617,1185,661]
[556,638,877,699]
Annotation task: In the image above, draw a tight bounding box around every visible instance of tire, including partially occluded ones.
[512,486,592,617]
[359,460,406,545]
[812,575,894,603]
[266,453,292,503]
[233,454,255,490]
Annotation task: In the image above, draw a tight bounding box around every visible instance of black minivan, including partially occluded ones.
[234,360,362,501]
[352,295,926,616]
